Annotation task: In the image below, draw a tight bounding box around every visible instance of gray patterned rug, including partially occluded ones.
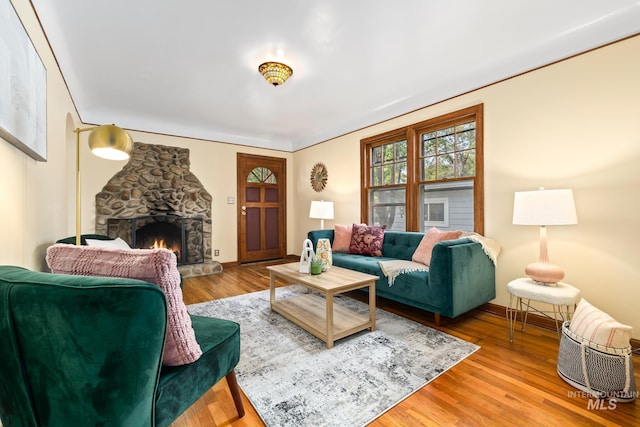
[188,286,478,427]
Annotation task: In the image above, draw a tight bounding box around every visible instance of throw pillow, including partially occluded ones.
[348,224,385,257]
[569,298,633,348]
[45,244,202,366]
[332,223,364,252]
[86,237,131,249]
[412,227,463,266]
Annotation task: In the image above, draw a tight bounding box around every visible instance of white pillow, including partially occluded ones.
[569,298,632,349]
[85,237,131,249]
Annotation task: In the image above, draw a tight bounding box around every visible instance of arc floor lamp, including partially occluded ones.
[74,125,133,245]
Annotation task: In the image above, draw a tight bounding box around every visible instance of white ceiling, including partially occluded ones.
[31,0,640,152]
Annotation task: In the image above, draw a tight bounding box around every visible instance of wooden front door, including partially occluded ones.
[237,153,286,263]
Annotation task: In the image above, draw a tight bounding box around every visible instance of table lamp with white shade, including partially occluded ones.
[512,188,577,284]
[309,201,334,230]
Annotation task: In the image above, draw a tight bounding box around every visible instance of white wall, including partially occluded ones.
[293,35,640,337]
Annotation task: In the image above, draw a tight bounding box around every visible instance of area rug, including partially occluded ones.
[188,287,478,427]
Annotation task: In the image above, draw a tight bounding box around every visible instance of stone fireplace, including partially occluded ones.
[94,142,222,277]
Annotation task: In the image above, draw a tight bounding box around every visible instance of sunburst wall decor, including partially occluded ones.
[310,162,328,192]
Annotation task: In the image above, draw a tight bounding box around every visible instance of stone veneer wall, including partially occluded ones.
[94,142,222,277]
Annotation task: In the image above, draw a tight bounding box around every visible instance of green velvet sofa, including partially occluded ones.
[0,265,243,427]
[308,230,496,324]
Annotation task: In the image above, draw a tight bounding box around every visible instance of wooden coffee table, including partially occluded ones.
[267,263,378,349]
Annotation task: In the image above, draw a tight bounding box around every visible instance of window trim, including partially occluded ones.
[360,104,484,234]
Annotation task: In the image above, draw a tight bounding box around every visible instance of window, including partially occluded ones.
[368,138,407,231]
[247,167,277,184]
[420,122,476,181]
[361,104,483,234]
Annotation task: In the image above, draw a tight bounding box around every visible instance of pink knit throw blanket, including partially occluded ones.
[46,244,202,366]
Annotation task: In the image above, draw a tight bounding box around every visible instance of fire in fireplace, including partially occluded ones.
[136,221,182,260]
[107,215,204,265]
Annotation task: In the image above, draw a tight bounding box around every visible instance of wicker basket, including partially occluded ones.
[557,321,636,402]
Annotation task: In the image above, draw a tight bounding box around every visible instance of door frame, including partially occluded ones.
[236,153,287,263]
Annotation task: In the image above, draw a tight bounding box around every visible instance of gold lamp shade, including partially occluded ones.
[75,123,133,245]
[258,62,293,86]
[88,124,134,160]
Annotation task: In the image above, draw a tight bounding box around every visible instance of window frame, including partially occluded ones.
[361,129,414,230]
[360,104,484,234]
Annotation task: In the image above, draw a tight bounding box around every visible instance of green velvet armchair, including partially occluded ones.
[0,266,244,426]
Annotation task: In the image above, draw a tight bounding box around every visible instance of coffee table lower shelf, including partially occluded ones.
[271,293,373,349]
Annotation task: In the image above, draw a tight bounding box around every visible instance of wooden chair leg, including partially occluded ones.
[226,370,245,418]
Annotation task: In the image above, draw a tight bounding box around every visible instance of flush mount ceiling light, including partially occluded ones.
[258,61,293,86]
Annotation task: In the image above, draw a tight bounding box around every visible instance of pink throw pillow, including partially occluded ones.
[348,224,385,257]
[569,298,632,348]
[332,223,364,252]
[45,244,202,366]
[412,227,463,266]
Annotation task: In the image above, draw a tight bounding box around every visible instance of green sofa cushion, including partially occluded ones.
[381,231,425,260]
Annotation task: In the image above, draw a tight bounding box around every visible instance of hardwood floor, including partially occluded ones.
[171,261,640,427]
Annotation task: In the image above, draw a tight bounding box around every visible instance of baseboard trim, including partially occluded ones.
[221,261,239,269]
[221,255,298,269]
[479,302,640,349]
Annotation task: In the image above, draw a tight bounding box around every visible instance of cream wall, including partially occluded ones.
[79,132,293,264]
[293,35,640,337]
[1,0,79,271]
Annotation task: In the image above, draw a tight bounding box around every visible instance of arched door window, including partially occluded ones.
[247,167,277,184]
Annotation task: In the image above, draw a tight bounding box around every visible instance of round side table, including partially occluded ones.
[507,278,580,343]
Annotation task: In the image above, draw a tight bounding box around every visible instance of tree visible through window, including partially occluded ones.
[361,104,484,234]
[369,139,407,230]
[421,122,476,181]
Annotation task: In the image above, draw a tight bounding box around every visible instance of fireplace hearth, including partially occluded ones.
[94,142,221,277]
